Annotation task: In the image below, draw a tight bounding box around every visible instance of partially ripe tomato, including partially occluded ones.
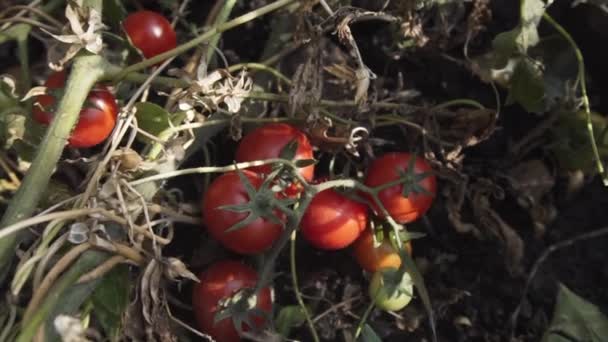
[235,123,315,184]
[123,11,177,59]
[202,170,283,255]
[353,229,412,273]
[300,189,368,250]
[364,153,437,224]
[33,71,118,148]
[192,260,272,342]
[369,270,413,312]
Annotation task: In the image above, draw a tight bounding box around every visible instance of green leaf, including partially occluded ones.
[91,265,130,342]
[491,0,547,66]
[275,305,307,337]
[279,139,298,161]
[507,58,545,113]
[294,159,316,168]
[135,102,172,143]
[103,0,127,30]
[542,284,608,342]
[550,110,608,172]
[358,324,382,342]
[400,250,437,342]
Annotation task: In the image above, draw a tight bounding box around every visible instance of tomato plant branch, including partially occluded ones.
[205,0,237,64]
[542,13,607,185]
[128,158,308,187]
[0,55,108,273]
[116,0,297,77]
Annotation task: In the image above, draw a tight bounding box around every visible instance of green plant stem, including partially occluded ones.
[206,0,237,64]
[542,13,607,185]
[354,302,375,339]
[0,55,108,275]
[227,63,293,85]
[14,24,31,94]
[431,98,485,111]
[290,228,320,342]
[117,0,296,76]
[15,250,108,342]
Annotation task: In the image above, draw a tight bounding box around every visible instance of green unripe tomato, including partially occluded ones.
[368,270,413,311]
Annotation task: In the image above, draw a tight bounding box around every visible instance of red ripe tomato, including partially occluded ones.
[364,153,437,224]
[122,11,177,59]
[352,229,412,273]
[192,260,272,342]
[300,189,368,250]
[202,170,283,255]
[33,71,118,148]
[235,123,315,183]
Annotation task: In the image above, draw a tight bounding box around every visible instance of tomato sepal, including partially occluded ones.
[217,167,289,234]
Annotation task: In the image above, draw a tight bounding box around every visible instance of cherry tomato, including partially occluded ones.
[192,260,272,342]
[364,153,437,224]
[369,270,413,312]
[353,229,412,273]
[123,11,177,59]
[202,170,283,255]
[235,123,315,184]
[33,71,118,148]
[300,189,368,250]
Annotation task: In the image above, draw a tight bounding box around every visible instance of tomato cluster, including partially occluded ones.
[196,123,438,338]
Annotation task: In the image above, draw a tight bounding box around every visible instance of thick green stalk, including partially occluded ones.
[0,55,107,275]
[206,0,238,64]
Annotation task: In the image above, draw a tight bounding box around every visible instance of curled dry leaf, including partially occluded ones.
[163,257,199,282]
[434,108,498,147]
[43,0,107,70]
[288,42,323,118]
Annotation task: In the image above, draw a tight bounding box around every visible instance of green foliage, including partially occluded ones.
[551,110,608,172]
[358,324,382,342]
[91,265,131,341]
[102,0,127,30]
[135,102,172,143]
[275,305,307,337]
[542,284,608,342]
[506,58,545,113]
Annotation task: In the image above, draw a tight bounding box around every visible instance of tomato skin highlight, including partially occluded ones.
[192,260,272,342]
[353,229,412,273]
[123,10,177,59]
[235,123,315,183]
[369,270,413,312]
[364,152,437,224]
[300,189,368,250]
[33,71,118,148]
[202,170,283,255]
